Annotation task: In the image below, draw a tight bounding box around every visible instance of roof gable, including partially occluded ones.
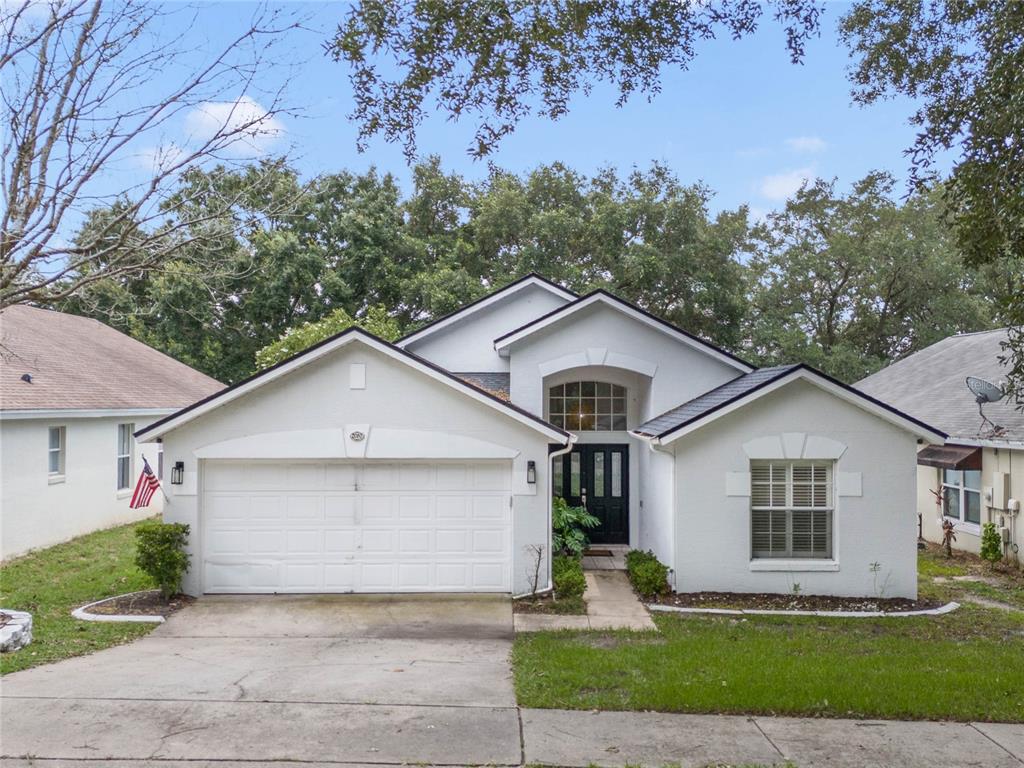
[633,364,945,445]
[136,327,570,443]
[493,290,753,372]
[0,305,222,412]
[397,273,576,348]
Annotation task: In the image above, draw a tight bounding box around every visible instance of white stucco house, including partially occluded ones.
[0,306,223,559]
[137,275,944,599]
[858,329,1022,566]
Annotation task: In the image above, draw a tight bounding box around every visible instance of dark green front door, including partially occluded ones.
[553,444,629,544]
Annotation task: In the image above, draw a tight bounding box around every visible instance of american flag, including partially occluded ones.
[130,458,161,509]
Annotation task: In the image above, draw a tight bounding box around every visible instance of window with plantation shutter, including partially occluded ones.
[750,460,833,559]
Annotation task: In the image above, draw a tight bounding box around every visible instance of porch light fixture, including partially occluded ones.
[526,460,536,485]
[170,461,185,485]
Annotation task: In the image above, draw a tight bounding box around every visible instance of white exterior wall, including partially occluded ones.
[506,304,741,419]
[152,342,557,596]
[401,283,569,372]
[1,414,164,559]
[637,443,676,583]
[670,380,919,599]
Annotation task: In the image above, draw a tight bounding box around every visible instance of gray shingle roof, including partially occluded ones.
[634,365,800,438]
[0,305,223,412]
[856,329,1023,442]
[455,372,511,401]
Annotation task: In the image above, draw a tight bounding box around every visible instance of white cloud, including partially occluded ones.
[758,167,815,201]
[184,96,284,157]
[785,135,827,154]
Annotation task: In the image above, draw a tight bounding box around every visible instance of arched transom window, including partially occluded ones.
[548,381,627,431]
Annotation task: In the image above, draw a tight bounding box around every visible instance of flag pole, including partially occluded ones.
[142,454,171,502]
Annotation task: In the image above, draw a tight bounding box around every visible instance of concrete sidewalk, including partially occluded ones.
[521,708,1024,767]
[515,569,657,631]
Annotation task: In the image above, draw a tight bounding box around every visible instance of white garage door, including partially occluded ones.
[201,461,512,593]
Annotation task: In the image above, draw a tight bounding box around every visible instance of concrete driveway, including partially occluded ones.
[1,594,522,765]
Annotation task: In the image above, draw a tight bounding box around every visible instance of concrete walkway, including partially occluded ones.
[515,569,656,631]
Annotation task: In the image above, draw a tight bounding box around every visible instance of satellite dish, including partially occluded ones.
[966,376,1005,436]
[966,376,1004,404]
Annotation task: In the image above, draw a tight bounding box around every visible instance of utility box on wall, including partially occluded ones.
[992,471,1010,510]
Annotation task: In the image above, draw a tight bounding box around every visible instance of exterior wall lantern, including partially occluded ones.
[170,461,185,485]
[526,460,536,485]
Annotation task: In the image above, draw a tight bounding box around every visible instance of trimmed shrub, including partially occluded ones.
[625,549,670,598]
[135,521,191,598]
[552,554,587,600]
[980,522,1003,566]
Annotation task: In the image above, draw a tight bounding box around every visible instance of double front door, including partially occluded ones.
[552,444,629,544]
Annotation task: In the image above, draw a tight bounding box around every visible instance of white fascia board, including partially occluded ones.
[494,293,753,373]
[0,407,176,421]
[397,276,576,348]
[135,331,570,444]
[944,437,1024,450]
[651,369,946,446]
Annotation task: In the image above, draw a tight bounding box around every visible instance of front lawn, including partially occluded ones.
[513,603,1024,721]
[1,519,157,675]
[513,550,1024,722]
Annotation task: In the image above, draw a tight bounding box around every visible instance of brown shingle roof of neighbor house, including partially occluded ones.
[856,328,1024,443]
[0,305,223,412]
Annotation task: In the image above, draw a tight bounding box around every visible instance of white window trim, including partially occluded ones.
[941,469,982,534]
[116,423,134,492]
[751,460,836,562]
[48,425,66,483]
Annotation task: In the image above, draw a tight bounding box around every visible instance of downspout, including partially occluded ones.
[514,434,577,598]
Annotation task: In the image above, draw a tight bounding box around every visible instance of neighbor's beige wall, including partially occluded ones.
[917,446,1024,565]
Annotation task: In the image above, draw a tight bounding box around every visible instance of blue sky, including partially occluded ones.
[136,2,949,218]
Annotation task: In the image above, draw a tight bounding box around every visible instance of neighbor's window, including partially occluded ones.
[751,461,833,559]
[48,426,66,478]
[116,423,134,490]
[548,381,626,431]
[942,469,982,527]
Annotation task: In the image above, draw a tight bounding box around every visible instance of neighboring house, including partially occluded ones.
[858,329,1022,564]
[137,275,943,599]
[0,305,223,559]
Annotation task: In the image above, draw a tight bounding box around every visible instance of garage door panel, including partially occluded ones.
[399,495,432,519]
[285,495,322,520]
[324,529,357,553]
[202,461,511,593]
[249,530,284,554]
[250,496,284,519]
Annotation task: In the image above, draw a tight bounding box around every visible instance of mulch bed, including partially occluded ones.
[648,591,944,613]
[84,590,194,617]
[513,593,587,615]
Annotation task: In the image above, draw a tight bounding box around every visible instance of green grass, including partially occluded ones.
[916,551,968,578]
[1,519,157,674]
[513,604,1024,721]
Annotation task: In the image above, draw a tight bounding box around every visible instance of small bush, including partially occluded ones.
[552,496,600,556]
[552,554,587,600]
[625,549,670,598]
[980,522,1003,566]
[135,521,191,598]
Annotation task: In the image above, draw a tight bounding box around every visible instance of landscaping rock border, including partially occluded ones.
[647,600,960,618]
[72,591,166,624]
[0,609,33,652]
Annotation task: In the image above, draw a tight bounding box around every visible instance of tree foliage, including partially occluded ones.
[255,306,401,370]
[0,0,300,306]
[63,159,1001,386]
[745,172,1002,381]
[332,0,823,158]
[840,0,1024,399]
